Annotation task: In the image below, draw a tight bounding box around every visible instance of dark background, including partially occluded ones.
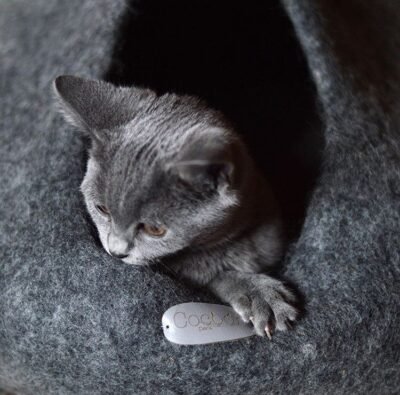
[105,0,324,240]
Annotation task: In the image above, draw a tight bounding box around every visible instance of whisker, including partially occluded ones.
[158,260,178,278]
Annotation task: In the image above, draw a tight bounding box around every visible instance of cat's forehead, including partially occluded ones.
[102,159,167,228]
[87,92,233,226]
[104,121,202,176]
[104,140,161,190]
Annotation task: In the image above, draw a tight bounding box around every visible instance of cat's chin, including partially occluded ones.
[99,240,149,266]
[120,254,148,266]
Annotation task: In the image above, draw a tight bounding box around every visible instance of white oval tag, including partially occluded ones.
[162,302,255,345]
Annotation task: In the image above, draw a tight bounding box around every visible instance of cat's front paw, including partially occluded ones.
[229,276,299,338]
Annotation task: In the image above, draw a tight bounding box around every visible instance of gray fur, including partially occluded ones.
[54,75,296,336]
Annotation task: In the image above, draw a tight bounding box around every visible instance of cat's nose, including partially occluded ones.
[108,231,130,259]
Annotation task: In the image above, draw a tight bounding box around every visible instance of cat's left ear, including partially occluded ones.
[53,75,142,139]
[167,128,235,191]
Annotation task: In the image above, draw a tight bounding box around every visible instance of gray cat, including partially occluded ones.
[53,75,299,338]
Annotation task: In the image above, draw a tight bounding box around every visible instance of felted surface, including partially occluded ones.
[1,0,399,394]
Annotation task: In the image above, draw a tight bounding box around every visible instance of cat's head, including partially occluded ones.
[54,76,244,265]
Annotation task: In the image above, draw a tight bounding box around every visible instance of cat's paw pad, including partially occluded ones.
[230,282,299,338]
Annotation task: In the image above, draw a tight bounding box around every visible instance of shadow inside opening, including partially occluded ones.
[104,0,324,241]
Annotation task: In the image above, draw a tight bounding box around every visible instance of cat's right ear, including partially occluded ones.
[53,75,136,139]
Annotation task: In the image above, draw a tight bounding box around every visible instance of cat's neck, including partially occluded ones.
[166,156,283,285]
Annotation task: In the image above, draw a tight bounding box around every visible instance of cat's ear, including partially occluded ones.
[167,128,235,190]
[53,75,136,137]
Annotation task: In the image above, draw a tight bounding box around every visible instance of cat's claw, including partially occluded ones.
[265,324,273,340]
[229,278,299,338]
[285,319,293,330]
[210,273,300,339]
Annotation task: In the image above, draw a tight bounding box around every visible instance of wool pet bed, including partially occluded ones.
[0,0,399,394]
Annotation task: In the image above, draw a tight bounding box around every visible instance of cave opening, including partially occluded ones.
[104,0,324,240]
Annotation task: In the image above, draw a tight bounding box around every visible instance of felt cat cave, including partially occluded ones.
[0,0,399,394]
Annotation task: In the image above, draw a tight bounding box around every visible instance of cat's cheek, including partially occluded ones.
[93,217,112,255]
[98,231,111,256]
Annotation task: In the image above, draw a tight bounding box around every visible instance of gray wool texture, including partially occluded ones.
[1,0,400,394]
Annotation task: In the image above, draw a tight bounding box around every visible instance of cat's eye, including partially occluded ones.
[141,223,167,237]
[95,204,110,216]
